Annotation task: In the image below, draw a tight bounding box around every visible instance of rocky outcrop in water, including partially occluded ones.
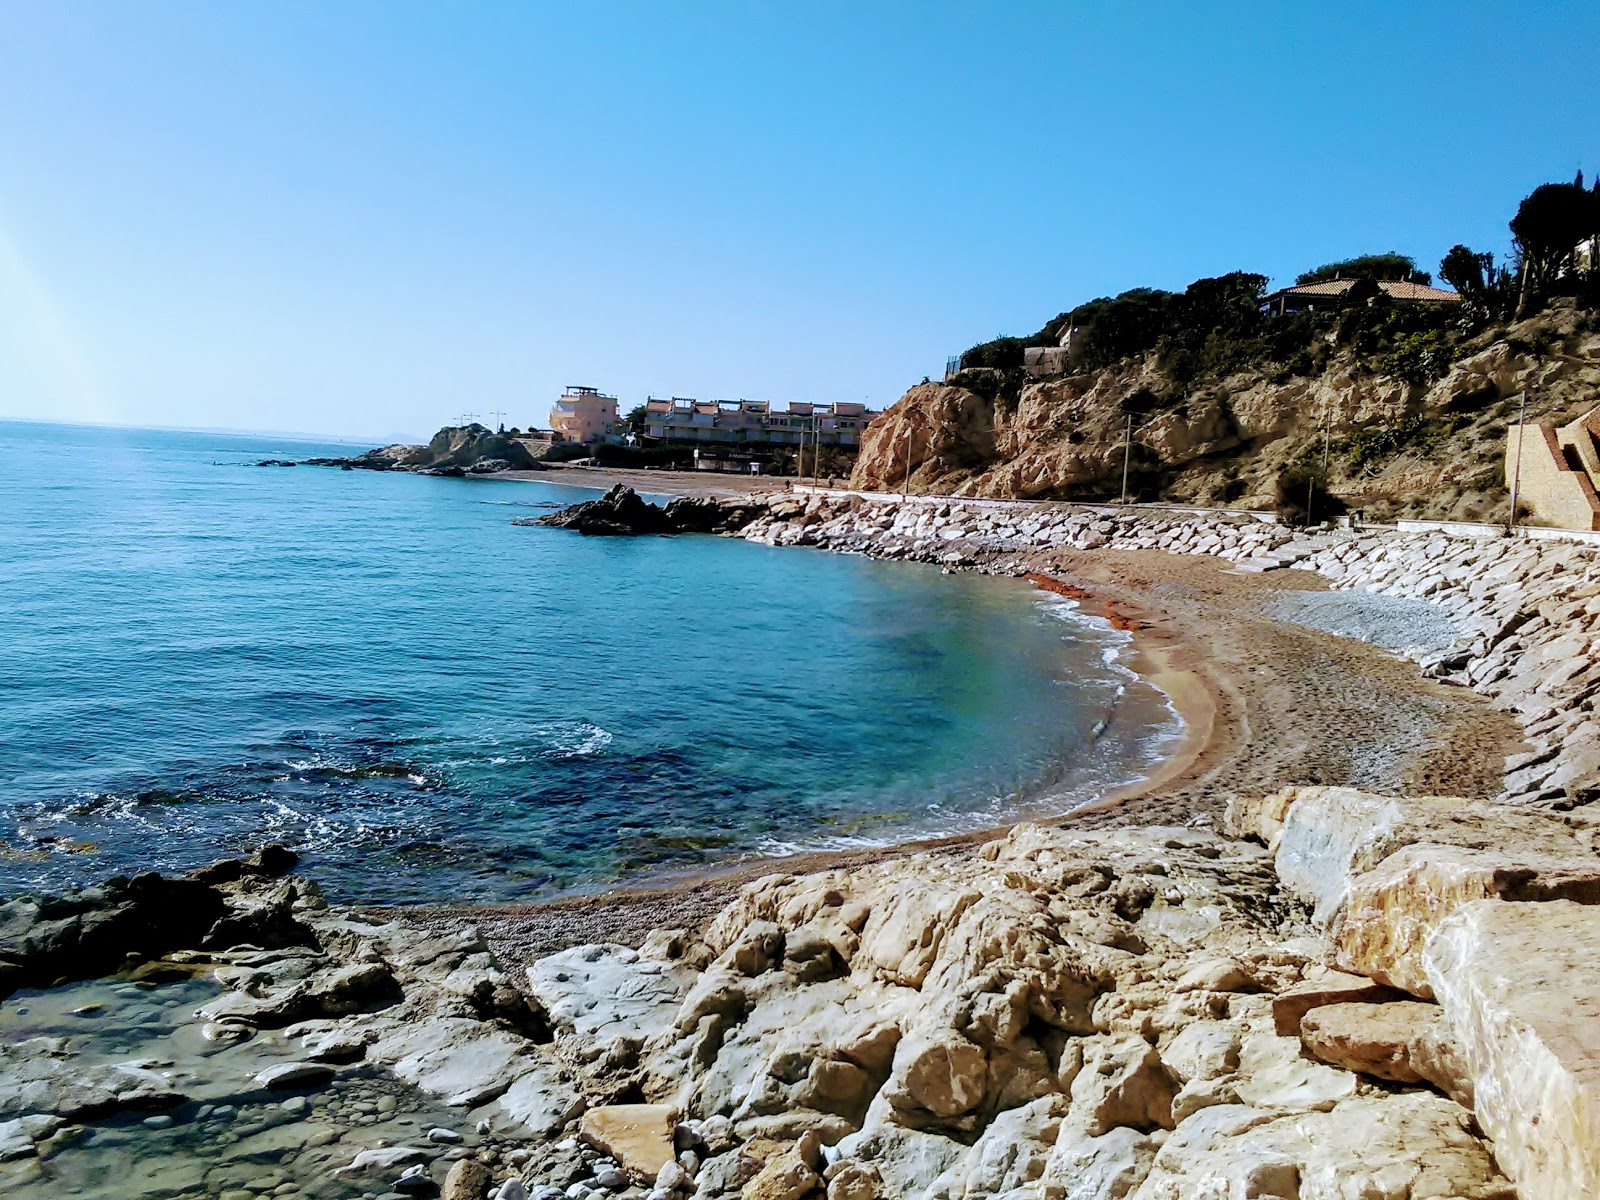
[308,424,545,475]
[0,844,307,1000]
[524,486,767,537]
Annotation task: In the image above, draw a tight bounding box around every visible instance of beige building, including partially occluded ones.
[549,387,618,444]
[642,398,879,447]
[1506,405,1600,530]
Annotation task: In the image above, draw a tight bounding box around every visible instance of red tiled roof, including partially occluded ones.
[1272,279,1461,302]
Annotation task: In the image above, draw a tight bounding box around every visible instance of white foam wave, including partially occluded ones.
[530,720,614,760]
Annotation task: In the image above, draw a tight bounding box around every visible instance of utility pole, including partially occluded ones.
[902,420,915,499]
[812,414,822,491]
[1120,412,1133,505]
[1508,385,1532,533]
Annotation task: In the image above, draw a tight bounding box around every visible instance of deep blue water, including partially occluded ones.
[0,421,1179,904]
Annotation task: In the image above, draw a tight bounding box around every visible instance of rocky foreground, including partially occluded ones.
[8,492,1600,1199]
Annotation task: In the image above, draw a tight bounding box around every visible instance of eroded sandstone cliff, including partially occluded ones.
[853,304,1600,522]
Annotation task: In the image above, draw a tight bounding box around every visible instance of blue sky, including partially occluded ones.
[1,2,1596,441]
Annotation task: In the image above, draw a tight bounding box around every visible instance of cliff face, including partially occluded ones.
[854,304,1600,521]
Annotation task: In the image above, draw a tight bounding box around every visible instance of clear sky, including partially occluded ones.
[1,2,1596,442]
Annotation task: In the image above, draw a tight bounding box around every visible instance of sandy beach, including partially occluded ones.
[382,538,1520,968]
[503,462,805,498]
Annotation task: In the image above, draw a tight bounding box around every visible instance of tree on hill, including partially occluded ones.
[1439,244,1494,304]
[1511,179,1600,316]
[958,336,1026,370]
[1295,253,1431,286]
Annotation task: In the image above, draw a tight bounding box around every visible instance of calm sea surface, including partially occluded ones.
[0,421,1179,904]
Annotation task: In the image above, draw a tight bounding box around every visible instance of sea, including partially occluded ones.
[0,421,1182,905]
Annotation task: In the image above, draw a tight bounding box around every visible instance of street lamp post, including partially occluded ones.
[812,414,823,491]
[902,419,917,499]
[1508,385,1532,533]
[1120,412,1133,505]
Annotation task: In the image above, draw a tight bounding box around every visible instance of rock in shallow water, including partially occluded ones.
[254,1061,336,1091]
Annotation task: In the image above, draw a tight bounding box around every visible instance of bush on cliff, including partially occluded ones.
[958,336,1027,370]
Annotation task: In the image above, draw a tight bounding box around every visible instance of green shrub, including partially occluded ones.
[1376,330,1458,384]
[959,337,1026,370]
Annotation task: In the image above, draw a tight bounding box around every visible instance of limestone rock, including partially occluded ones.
[0,1119,34,1162]
[1299,1001,1472,1104]
[1229,1034,1357,1113]
[740,1130,822,1199]
[823,1162,880,1199]
[1129,1094,1514,1199]
[442,1158,492,1200]
[1069,1037,1177,1136]
[930,1095,1062,1197]
[1333,841,1600,997]
[581,1104,678,1182]
[1425,898,1600,1197]
[1159,1021,1240,1083]
[1271,968,1403,1036]
[831,1125,962,1198]
[1044,1124,1158,1199]
[528,943,692,1045]
[253,1061,335,1091]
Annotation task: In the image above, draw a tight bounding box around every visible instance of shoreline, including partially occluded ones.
[383,532,1510,967]
[368,582,1213,962]
[15,488,1596,1198]
[500,462,787,498]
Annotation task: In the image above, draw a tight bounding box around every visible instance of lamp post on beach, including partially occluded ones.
[1508,384,1533,533]
[901,419,920,499]
[1119,412,1133,505]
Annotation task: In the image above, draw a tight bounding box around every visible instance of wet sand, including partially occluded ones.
[376,545,1522,969]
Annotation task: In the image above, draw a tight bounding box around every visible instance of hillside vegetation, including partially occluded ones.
[853,179,1600,522]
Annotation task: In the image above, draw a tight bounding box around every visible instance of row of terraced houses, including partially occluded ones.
[547,387,881,448]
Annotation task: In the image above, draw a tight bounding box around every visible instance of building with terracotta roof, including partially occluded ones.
[1260,279,1462,317]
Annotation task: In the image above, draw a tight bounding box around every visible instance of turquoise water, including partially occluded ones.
[0,421,1179,904]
